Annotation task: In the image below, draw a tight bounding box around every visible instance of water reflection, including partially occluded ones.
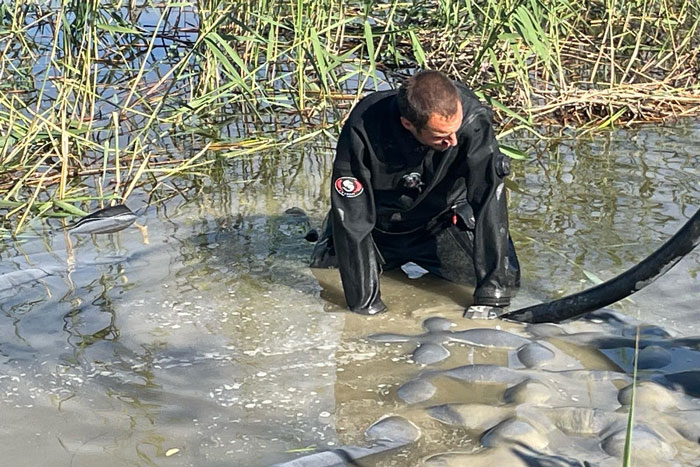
[0,122,698,465]
[508,123,699,318]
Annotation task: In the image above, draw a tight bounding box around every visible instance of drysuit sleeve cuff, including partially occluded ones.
[473,289,510,308]
[350,298,387,316]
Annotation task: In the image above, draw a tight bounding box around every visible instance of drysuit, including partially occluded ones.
[310,82,520,314]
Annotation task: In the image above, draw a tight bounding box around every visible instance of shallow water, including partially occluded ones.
[0,122,698,466]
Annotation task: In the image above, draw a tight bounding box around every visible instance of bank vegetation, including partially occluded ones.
[0,0,698,232]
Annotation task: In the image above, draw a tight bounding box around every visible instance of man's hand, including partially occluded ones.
[463,305,504,320]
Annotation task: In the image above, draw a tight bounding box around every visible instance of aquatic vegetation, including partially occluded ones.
[422,0,700,127]
[0,0,698,232]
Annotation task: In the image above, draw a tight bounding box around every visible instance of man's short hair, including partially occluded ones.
[397,70,459,130]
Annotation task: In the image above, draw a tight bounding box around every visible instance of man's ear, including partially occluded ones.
[400,116,415,132]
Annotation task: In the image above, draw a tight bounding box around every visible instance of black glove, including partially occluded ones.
[463,305,504,320]
[304,229,319,242]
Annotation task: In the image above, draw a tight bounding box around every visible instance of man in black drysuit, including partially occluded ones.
[310,70,520,318]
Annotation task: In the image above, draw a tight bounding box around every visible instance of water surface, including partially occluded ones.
[1,121,698,465]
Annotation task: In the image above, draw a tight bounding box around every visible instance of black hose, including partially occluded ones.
[501,209,700,324]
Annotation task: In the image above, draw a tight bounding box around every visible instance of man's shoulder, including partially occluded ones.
[453,81,493,129]
[345,89,397,126]
[453,81,485,112]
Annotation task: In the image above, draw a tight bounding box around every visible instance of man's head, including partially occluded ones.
[397,70,463,151]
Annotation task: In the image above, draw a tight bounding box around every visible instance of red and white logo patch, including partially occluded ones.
[334,177,364,198]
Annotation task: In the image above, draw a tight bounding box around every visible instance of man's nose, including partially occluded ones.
[445,132,457,147]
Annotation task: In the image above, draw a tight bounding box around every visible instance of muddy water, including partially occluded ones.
[0,123,698,466]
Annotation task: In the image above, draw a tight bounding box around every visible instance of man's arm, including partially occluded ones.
[331,124,386,314]
[463,107,516,308]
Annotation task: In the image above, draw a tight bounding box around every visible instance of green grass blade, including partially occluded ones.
[408,30,427,67]
[623,326,640,466]
[499,144,528,160]
[52,200,89,217]
[363,20,378,91]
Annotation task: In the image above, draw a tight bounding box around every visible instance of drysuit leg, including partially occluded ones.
[309,212,387,314]
[373,225,520,289]
[311,217,520,290]
[434,226,521,289]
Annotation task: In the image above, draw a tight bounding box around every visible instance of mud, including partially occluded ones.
[290,305,700,466]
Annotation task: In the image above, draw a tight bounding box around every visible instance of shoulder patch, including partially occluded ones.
[334,177,364,198]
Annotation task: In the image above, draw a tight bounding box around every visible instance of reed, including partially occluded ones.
[623,326,640,467]
[413,0,700,126]
[0,0,698,232]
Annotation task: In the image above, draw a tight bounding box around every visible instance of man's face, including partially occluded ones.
[400,101,463,151]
